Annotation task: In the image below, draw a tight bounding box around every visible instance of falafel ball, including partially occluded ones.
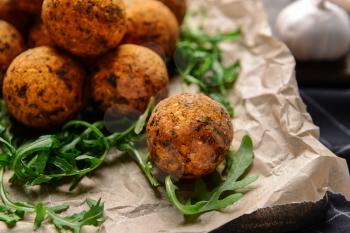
[29,20,55,48]
[14,0,43,14]
[3,46,85,129]
[147,93,234,178]
[42,0,126,57]
[124,0,179,58]
[158,0,186,25]
[0,20,25,84]
[91,44,169,114]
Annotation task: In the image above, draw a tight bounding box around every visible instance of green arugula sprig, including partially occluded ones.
[9,121,109,188]
[165,135,258,216]
[0,99,158,231]
[0,98,158,190]
[0,167,104,232]
[175,16,241,117]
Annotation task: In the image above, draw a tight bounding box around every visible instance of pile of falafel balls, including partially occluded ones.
[0,0,234,179]
[0,0,184,128]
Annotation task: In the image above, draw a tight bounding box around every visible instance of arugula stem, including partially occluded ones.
[46,208,78,231]
[59,121,103,153]
[0,138,15,155]
[106,123,136,145]
[165,176,207,215]
[0,167,34,212]
[129,147,160,187]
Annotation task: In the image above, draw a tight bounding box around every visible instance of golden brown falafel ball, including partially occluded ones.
[0,20,25,84]
[3,46,85,129]
[147,93,234,179]
[124,0,179,58]
[91,44,169,114]
[0,0,31,32]
[14,0,43,14]
[158,0,186,24]
[28,20,55,48]
[42,0,126,57]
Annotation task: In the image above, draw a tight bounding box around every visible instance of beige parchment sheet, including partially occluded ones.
[1,0,350,232]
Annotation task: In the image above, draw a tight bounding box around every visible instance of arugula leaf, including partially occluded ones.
[134,97,155,135]
[47,199,104,233]
[165,135,258,216]
[209,93,234,117]
[0,166,105,232]
[226,135,254,181]
[0,204,23,225]
[12,135,60,179]
[48,204,69,213]
[0,153,10,167]
[121,144,160,187]
[165,177,207,215]
[27,152,49,175]
[80,199,105,227]
[30,175,53,186]
[34,203,46,229]
[8,121,110,188]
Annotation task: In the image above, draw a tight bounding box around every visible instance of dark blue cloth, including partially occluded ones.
[295,88,350,233]
[296,193,350,233]
[300,89,350,166]
[318,193,350,233]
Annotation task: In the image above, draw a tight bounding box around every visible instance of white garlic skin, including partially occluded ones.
[329,0,350,13]
[276,0,350,61]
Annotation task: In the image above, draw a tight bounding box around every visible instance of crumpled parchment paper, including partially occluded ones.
[1,0,350,232]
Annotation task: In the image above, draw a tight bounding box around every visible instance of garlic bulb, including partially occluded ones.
[276,0,350,61]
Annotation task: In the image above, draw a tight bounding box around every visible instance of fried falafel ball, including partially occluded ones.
[29,20,55,48]
[158,0,186,25]
[91,44,169,114]
[0,20,25,85]
[3,46,85,129]
[14,0,43,14]
[124,0,179,58]
[42,0,127,57]
[147,93,234,179]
